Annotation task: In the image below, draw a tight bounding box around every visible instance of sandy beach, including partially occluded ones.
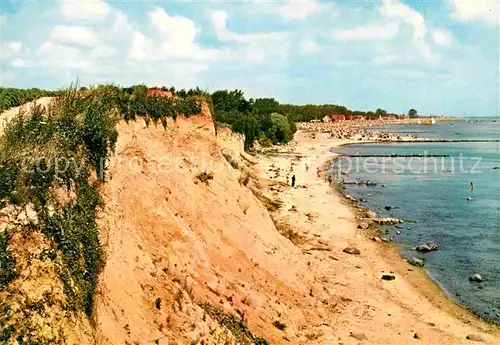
[255,128,500,344]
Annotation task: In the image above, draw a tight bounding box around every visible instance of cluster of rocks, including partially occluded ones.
[0,202,39,231]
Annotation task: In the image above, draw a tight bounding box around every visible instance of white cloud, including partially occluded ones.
[448,0,499,26]
[275,0,320,20]
[60,0,111,22]
[8,42,22,52]
[12,58,25,68]
[431,28,453,46]
[300,38,319,53]
[147,7,220,61]
[210,10,285,44]
[380,0,426,42]
[331,23,399,41]
[209,10,289,63]
[50,25,98,47]
[36,41,93,70]
[379,0,439,63]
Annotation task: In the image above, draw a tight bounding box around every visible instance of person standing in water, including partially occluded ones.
[470,182,474,191]
[291,175,296,187]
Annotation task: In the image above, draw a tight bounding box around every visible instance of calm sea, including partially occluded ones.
[333,119,500,321]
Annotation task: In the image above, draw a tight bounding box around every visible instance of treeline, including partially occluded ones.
[0,87,60,111]
[211,91,296,149]
[0,84,408,150]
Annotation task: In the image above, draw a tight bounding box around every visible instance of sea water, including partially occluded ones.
[333,119,500,321]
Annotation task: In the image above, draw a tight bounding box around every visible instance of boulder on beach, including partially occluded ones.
[407,257,424,267]
[415,242,439,252]
[358,222,369,230]
[381,274,395,281]
[343,247,361,255]
[366,210,377,218]
[373,217,404,225]
[469,274,484,283]
[466,334,486,342]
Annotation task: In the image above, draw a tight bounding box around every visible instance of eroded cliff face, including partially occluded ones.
[93,105,330,345]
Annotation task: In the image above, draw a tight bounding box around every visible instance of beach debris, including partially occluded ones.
[407,257,424,267]
[466,334,486,342]
[381,274,396,281]
[349,332,368,341]
[373,217,404,225]
[366,209,377,218]
[345,194,357,202]
[358,222,369,230]
[415,242,440,252]
[467,197,473,201]
[384,206,392,210]
[396,230,401,235]
[343,247,361,255]
[469,273,484,283]
[371,236,382,242]
[413,333,421,340]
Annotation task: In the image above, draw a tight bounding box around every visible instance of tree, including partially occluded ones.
[408,109,418,117]
[253,98,280,115]
[375,108,387,117]
[266,113,293,144]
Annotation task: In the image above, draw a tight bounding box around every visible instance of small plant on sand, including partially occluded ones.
[272,320,287,331]
[195,171,214,184]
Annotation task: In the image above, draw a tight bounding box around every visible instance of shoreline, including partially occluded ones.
[257,128,500,344]
[328,129,500,326]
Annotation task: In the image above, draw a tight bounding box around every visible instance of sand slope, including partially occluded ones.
[93,107,500,344]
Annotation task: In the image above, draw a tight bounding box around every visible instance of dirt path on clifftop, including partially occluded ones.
[255,130,500,344]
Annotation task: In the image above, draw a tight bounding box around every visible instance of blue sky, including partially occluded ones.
[0,0,498,116]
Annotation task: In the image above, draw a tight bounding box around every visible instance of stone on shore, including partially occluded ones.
[350,332,368,341]
[469,274,484,283]
[373,217,404,225]
[407,257,424,267]
[343,247,361,255]
[466,334,486,342]
[381,274,395,281]
[366,210,377,218]
[358,222,369,230]
[415,243,439,252]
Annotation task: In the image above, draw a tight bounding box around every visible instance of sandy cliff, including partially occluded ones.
[2,101,499,344]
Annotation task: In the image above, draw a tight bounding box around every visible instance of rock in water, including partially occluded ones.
[384,206,392,210]
[469,274,484,283]
[343,247,361,255]
[381,274,395,281]
[415,243,439,252]
[407,257,424,267]
[466,334,486,342]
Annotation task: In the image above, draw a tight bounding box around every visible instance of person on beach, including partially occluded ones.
[317,167,321,177]
[291,175,296,187]
[305,163,309,171]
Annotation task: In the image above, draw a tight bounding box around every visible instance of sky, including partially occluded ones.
[0,0,498,117]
